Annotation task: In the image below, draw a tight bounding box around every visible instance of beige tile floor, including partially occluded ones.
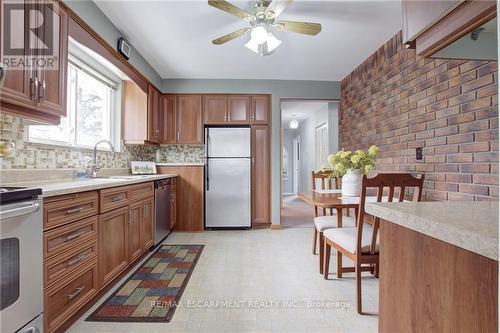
[68,228,378,333]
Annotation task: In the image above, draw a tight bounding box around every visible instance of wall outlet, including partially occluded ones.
[416,147,423,161]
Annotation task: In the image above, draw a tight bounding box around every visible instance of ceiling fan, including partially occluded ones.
[208,0,322,56]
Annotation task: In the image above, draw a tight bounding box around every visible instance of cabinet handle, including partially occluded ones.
[224,111,227,122]
[66,253,86,267]
[111,195,123,202]
[65,207,83,215]
[177,131,180,141]
[65,230,85,241]
[228,112,231,122]
[38,79,46,101]
[33,78,39,99]
[67,286,85,301]
[30,78,36,98]
[144,203,147,218]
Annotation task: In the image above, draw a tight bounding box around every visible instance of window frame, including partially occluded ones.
[28,52,122,152]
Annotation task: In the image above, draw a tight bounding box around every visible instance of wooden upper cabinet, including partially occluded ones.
[251,125,270,225]
[147,84,162,143]
[227,96,250,124]
[204,95,227,124]
[0,0,67,124]
[122,81,148,144]
[251,96,270,124]
[162,95,176,144]
[402,0,461,43]
[176,95,203,144]
[36,1,68,117]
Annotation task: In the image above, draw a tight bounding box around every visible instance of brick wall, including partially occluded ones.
[340,32,498,201]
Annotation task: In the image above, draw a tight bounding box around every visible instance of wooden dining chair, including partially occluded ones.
[322,173,424,314]
[311,171,355,274]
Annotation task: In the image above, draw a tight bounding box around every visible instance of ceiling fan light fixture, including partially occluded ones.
[250,25,269,44]
[266,32,281,52]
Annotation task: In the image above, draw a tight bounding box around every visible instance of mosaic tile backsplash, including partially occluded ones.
[0,114,204,169]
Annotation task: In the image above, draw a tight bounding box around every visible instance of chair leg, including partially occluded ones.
[319,232,324,274]
[337,251,343,278]
[323,241,331,280]
[355,262,362,314]
[312,228,318,255]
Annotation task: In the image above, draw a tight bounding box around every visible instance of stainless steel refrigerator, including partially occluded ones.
[205,127,251,228]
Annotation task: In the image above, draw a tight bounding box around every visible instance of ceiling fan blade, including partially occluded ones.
[275,20,322,35]
[208,0,253,21]
[265,0,293,18]
[212,28,250,45]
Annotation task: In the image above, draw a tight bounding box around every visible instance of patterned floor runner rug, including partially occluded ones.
[86,244,204,322]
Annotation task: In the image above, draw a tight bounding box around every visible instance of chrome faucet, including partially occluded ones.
[92,140,116,178]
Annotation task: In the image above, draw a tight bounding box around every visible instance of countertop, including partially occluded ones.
[2,174,178,198]
[365,201,499,261]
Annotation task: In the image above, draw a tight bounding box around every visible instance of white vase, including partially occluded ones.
[342,169,363,197]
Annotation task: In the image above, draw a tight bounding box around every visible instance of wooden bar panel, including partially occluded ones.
[379,220,498,332]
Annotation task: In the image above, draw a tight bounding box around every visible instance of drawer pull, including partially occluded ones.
[65,207,83,215]
[111,195,124,202]
[65,230,85,241]
[66,254,86,267]
[67,286,85,301]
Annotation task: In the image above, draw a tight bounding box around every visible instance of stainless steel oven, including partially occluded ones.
[0,187,43,333]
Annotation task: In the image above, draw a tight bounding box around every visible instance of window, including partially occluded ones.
[29,55,121,150]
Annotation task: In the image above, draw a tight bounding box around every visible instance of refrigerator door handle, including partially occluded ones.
[206,128,210,191]
[206,162,210,191]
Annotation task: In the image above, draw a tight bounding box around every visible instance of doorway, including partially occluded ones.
[280,99,339,228]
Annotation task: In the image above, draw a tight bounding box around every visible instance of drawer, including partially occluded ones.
[44,216,98,259]
[99,186,129,213]
[129,182,154,201]
[44,240,97,288]
[45,261,99,333]
[44,192,98,230]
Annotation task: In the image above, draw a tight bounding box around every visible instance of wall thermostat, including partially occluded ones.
[117,37,131,60]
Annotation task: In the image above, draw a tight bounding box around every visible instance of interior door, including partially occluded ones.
[36,0,68,117]
[293,136,300,195]
[227,95,250,124]
[176,95,203,144]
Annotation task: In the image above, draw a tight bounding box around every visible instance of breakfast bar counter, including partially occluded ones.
[366,201,498,333]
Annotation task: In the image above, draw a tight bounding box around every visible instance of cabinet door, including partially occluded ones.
[140,198,154,251]
[251,126,270,225]
[228,96,250,124]
[204,95,227,125]
[99,206,129,287]
[36,1,68,117]
[176,95,203,144]
[251,96,270,124]
[170,180,177,228]
[162,95,176,144]
[148,85,162,143]
[0,1,37,110]
[129,202,142,262]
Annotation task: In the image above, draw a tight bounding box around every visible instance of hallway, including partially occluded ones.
[281,195,314,228]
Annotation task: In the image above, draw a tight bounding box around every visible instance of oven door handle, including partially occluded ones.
[0,203,40,220]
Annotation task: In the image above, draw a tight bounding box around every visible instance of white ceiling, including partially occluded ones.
[94,0,402,81]
[281,100,331,125]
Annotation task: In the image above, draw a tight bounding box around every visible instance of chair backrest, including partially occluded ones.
[312,171,340,190]
[311,171,341,217]
[356,173,424,256]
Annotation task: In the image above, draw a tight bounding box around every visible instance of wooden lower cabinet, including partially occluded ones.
[157,166,204,231]
[129,202,143,262]
[140,198,154,250]
[44,261,99,333]
[43,181,160,332]
[99,206,129,287]
[251,125,271,225]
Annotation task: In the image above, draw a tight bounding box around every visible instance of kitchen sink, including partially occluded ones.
[92,175,153,180]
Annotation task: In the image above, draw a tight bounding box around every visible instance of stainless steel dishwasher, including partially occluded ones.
[154,179,172,245]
